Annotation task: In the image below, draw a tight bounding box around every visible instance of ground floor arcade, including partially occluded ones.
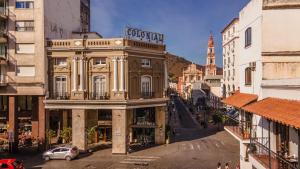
[44,99,168,154]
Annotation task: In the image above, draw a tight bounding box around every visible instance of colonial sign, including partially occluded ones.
[125,27,164,44]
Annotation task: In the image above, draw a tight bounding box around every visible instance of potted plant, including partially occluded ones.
[60,127,72,144]
[46,129,56,149]
[86,126,97,144]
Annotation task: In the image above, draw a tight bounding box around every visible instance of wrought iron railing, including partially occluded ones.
[141,92,154,99]
[0,74,6,84]
[250,137,298,169]
[224,116,252,140]
[52,92,70,100]
[89,92,109,100]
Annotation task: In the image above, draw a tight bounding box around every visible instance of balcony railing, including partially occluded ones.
[0,74,7,85]
[250,137,298,169]
[0,6,8,18]
[141,92,154,99]
[89,92,109,100]
[224,117,252,140]
[52,92,70,100]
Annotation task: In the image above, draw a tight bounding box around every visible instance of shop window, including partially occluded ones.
[98,110,112,121]
[245,67,252,86]
[17,96,32,111]
[133,108,155,125]
[0,96,7,111]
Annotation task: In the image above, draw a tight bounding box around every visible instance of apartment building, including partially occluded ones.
[223,0,300,169]
[0,0,90,152]
[45,36,168,154]
[221,18,239,98]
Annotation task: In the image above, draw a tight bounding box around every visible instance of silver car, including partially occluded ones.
[43,145,79,161]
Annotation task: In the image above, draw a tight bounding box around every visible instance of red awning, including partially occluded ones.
[222,91,258,108]
[243,97,300,129]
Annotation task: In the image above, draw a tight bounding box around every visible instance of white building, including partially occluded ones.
[221,18,239,98]
[222,0,300,169]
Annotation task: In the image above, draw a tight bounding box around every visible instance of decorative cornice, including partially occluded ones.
[262,51,300,56]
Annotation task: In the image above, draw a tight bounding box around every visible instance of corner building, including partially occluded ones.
[0,0,90,152]
[45,36,168,154]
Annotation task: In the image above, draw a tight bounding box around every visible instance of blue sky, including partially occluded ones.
[91,0,250,67]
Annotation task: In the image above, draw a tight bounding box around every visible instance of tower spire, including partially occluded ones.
[205,33,217,76]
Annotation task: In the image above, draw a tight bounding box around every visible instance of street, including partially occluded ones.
[9,97,239,169]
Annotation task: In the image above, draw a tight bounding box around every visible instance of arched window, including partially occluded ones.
[55,76,67,98]
[94,75,106,98]
[141,76,152,96]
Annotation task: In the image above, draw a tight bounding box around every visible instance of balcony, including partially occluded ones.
[51,92,70,100]
[0,74,7,86]
[224,117,252,142]
[250,137,298,169]
[141,92,154,99]
[0,5,8,20]
[89,92,109,100]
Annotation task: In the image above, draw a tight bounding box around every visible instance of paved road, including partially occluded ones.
[173,98,199,129]
[9,97,239,169]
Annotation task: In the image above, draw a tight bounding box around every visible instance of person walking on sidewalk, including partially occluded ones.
[217,162,222,169]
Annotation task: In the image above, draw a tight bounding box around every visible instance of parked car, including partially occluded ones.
[0,159,25,169]
[43,145,79,161]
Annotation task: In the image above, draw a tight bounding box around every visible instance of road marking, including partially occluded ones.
[197,144,201,150]
[190,144,194,150]
[120,156,160,165]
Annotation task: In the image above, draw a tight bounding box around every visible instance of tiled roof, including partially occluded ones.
[243,97,300,129]
[222,91,258,108]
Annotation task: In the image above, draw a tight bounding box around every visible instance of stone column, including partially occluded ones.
[38,96,46,149]
[164,61,168,91]
[119,57,125,92]
[62,110,68,128]
[72,109,87,151]
[112,109,127,154]
[112,57,118,92]
[31,97,39,139]
[8,96,18,152]
[155,106,166,144]
[79,57,84,91]
[72,57,78,91]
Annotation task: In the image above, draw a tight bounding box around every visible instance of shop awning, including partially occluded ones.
[243,97,300,129]
[222,91,258,108]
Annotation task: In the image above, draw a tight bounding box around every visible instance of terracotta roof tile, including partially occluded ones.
[222,91,258,108]
[243,98,300,129]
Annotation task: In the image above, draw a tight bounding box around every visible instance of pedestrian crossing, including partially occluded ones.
[119,155,161,166]
[178,139,226,152]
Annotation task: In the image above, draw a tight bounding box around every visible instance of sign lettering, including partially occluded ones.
[125,27,164,44]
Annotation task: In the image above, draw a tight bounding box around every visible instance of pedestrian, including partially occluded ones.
[225,163,229,169]
[235,164,240,169]
[217,162,222,169]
